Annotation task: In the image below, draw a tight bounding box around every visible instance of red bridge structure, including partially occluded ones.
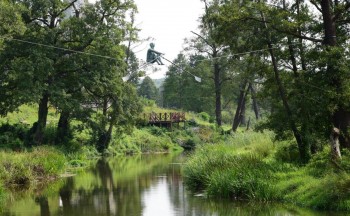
[144,112,186,128]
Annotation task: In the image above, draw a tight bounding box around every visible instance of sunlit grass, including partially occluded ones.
[183,131,350,210]
[0,146,66,186]
[0,105,59,125]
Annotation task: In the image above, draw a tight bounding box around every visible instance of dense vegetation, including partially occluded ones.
[161,0,350,163]
[1,0,350,212]
[183,131,350,210]
[0,0,142,152]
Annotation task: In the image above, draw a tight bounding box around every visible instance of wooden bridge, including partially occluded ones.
[144,112,186,128]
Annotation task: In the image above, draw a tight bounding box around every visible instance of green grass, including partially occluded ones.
[0,183,5,213]
[0,105,59,126]
[183,131,350,211]
[108,126,184,155]
[0,146,66,186]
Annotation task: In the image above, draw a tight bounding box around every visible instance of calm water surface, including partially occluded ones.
[2,153,346,216]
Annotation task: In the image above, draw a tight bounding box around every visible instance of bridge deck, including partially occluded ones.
[144,112,186,128]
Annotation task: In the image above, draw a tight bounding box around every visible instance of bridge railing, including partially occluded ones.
[144,112,186,123]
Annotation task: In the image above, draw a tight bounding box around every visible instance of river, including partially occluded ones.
[2,153,345,216]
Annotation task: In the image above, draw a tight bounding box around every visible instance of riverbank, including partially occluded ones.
[183,131,350,211]
[0,124,186,207]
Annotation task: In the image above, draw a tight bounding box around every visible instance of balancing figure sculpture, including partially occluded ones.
[146,43,164,65]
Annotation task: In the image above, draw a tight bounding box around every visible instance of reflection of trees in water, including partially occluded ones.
[53,158,143,216]
[49,155,177,216]
[8,153,334,216]
[35,196,50,216]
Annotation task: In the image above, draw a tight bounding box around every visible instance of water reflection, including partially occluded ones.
[4,153,346,216]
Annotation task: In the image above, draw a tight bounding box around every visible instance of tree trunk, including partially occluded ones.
[330,127,341,159]
[56,110,71,144]
[240,96,247,126]
[246,117,251,131]
[214,60,222,126]
[103,97,108,116]
[33,93,49,145]
[320,0,350,148]
[232,80,248,132]
[250,83,260,120]
[97,101,117,153]
[260,10,309,162]
[35,196,50,216]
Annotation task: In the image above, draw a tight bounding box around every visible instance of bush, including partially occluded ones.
[109,127,180,155]
[0,123,28,150]
[147,126,167,136]
[274,141,301,163]
[198,112,210,121]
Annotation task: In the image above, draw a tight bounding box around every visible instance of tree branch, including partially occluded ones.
[191,31,214,50]
[309,0,323,13]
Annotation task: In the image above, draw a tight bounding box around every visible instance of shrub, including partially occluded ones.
[0,123,28,150]
[198,112,210,121]
[109,127,179,155]
[274,141,300,163]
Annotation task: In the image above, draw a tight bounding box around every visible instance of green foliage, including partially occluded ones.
[162,54,214,113]
[198,112,210,121]
[183,131,276,192]
[138,76,159,102]
[0,183,5,212]
[184,130,350,210]
[0,0,140,150]
[274,141,301,163]
[0,1,26,50]
[0,123,29,150]
[140,97,157,107]
[108,127,182,155]
[29,147,66,175]
[0,146,65,186]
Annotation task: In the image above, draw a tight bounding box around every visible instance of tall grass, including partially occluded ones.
[183,131,350,210]
[108,126,183,155]
[0,146,66,186]
[183,132,279,200]
[0,184,5,212]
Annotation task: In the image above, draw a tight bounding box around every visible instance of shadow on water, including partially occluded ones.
[2,153,348,216]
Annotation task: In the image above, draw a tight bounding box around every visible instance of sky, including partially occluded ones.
[133,0,204,79]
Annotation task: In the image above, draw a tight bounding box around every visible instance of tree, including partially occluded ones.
[0,0,141,150]
[201,0,350,162]
[162,53,213,113]
[0,1,25,50]
[138,76,159,101]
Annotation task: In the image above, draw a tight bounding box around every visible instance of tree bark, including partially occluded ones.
[240,96,247,126]
[56,110,70,144]
[103,97,108,116]
[330,127,341,159]
[214,57,222,126]
[33,92,49,145]
[320,0,350,148]
[250,83,260,120]
[232,80,248,132]
[260,10,309,162]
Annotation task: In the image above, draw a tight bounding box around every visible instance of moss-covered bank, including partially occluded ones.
[183,131,350,211]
